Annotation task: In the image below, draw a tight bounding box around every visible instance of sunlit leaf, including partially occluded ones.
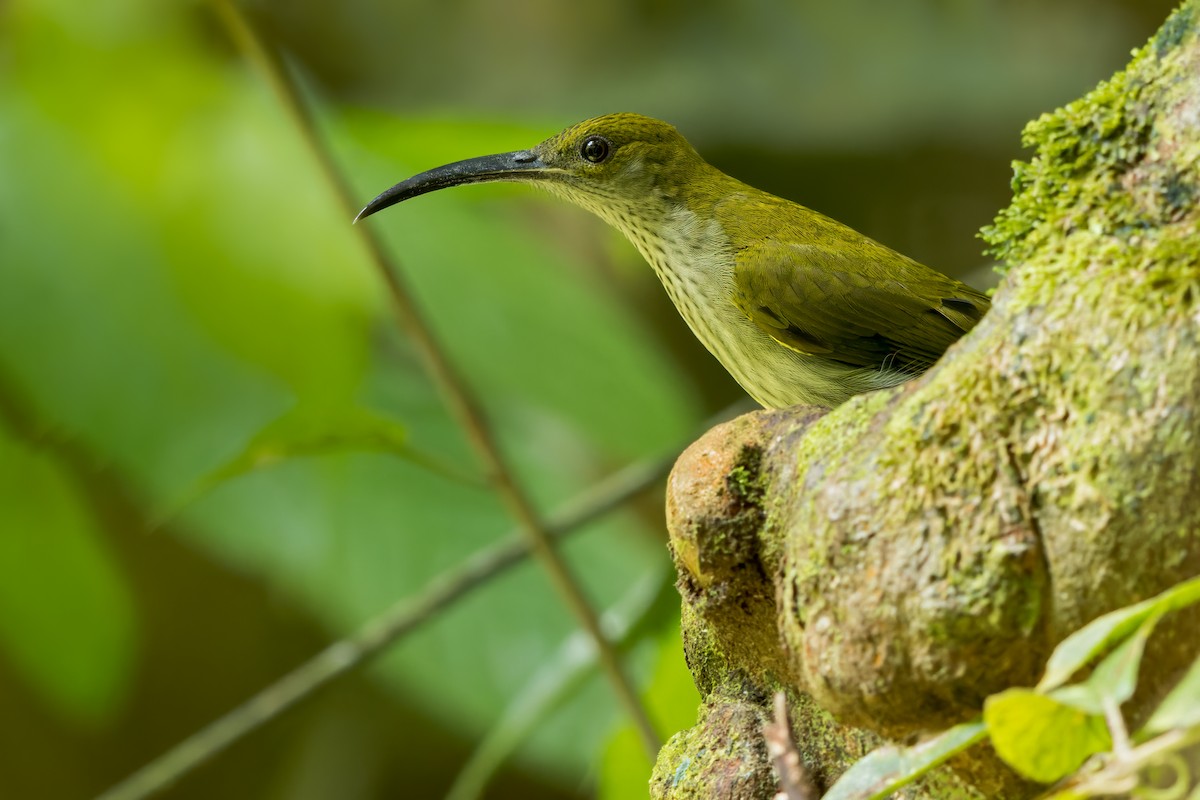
[820,720,986,800]
[1088,614,1160,706]
[1048,614,1162,717]
[1038,577,1200,691]
[984,688,1111,783]
[1142,653,1200,734]
[1046,684,1105,717]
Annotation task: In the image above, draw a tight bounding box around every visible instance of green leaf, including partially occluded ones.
[1084,613,1161,707]
[1050,614,1163,716]
[1046,684,1105,716]
[1038,577,1200,691]
[0,427,137,724]
[820,720,986,800]
[1142,653,1200,734]
[157,403,473,524]
[984,689,1111,783]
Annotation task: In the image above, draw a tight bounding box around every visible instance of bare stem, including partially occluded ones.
[1103,697,1133,760]
[208,0,663,755]
[764,692,819,800]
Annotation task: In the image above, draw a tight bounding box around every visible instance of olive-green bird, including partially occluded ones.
[356,113,990,409]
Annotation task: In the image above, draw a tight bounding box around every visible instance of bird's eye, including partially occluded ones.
[580,135,611,163]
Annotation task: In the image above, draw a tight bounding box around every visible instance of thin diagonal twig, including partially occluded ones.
[445,571,672,800]
[94,451,675,800]
[764,692,819,800]
[208,0,662,754]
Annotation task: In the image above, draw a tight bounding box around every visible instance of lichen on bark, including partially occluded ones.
[651,3,1200,798]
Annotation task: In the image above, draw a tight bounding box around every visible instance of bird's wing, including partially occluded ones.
[732,240,989,373]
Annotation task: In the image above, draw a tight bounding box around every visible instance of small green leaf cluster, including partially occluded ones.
[822,577,1200,800]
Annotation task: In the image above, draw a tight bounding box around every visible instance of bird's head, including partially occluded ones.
[355,113,711,228]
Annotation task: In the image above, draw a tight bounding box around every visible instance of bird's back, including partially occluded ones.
[691,186,990,406]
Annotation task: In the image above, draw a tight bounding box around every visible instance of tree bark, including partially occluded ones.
[651,3,1200,797]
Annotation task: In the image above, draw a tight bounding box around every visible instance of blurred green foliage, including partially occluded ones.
[0,426,137,725]
[0,0,1180,798]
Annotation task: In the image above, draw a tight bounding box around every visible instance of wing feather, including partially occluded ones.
[732,241,989,373]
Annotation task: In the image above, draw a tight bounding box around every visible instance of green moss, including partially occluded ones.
[780,388,893,583]
[980,0,1197,275]
[793,389,894,480]
[661,9,1200,795]
[776,1,1200,715]
[844,0,1200,662]
[1156,2,1195,58]
[649,698,776,799]
[683,444,768,587]
[726,445,765,506]
[933,0,1200,533]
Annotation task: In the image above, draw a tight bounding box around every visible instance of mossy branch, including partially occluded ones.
[653,3,1200,798]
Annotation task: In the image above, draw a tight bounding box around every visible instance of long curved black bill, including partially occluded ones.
[354,150,546,223]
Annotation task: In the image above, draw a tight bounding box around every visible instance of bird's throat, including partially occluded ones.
[609,206,794,402]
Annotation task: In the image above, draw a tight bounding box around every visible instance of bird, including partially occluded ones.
[355,113,990,409]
